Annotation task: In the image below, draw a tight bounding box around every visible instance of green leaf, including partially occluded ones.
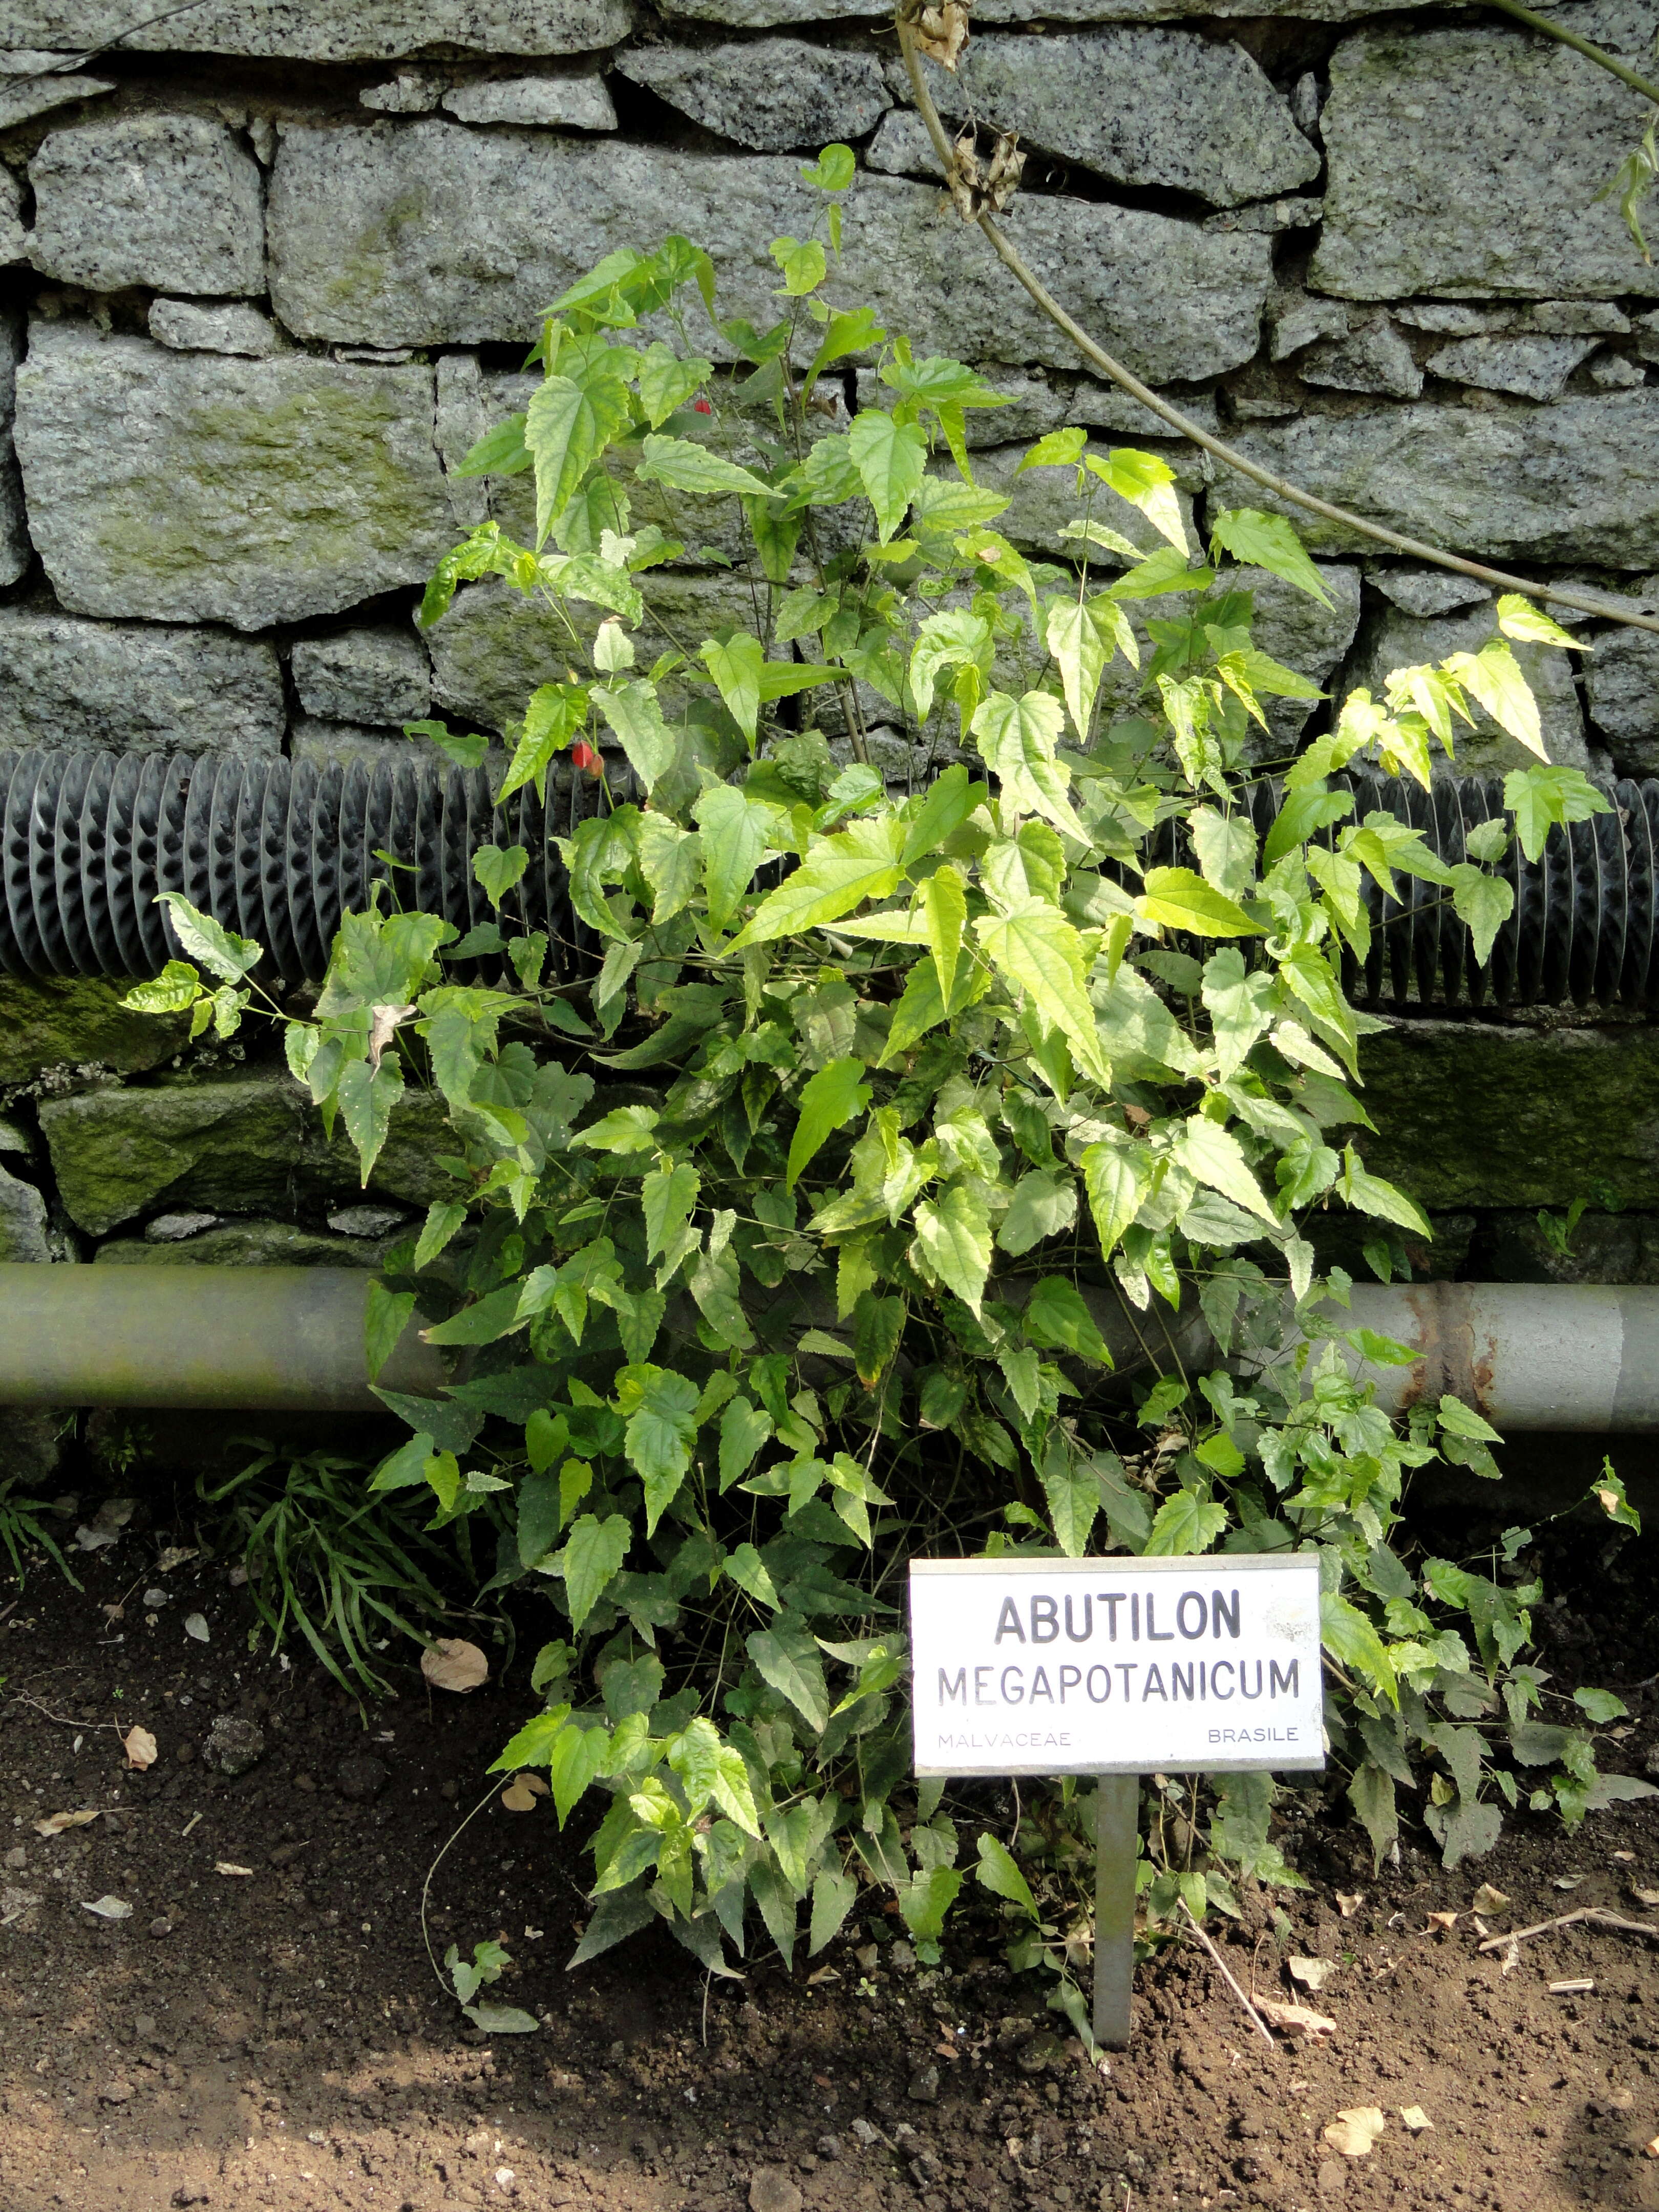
[725,1540,781,1610]
[121,958,202,1015]
[1136,867,1262,938]
[921,862,967,1007]
[1080,1137,1151,1261]
[976,902,1111,1088]
[692,784,772,934]
[996,1170,1077,1258]
[1443,639,1545,759]
[1321,1589,1397,1708]
[1144,1490,1228,1556]
[473,843,528,908]
[643,1161,700,1261]
[526,371,632,545]
[1496,592,1582,649]
[414,1199,467,1270]
[801,142,857,190]
[970,690,1086,842]
[1178,1115,1277,1225]
[747,1622,830,1732]
[636,343,713,428]
[637,433,780,502]
[624,1368,702,1535]
[700,631,766,743]
[1501,763,1611,863]
[1208,508,1332,606]
[556,1513,631,1631]
[595,680,676,792]
[463,2002,540,2035]
[335,1054,402,1184]
[853,1290,906,1390]
[730,816,906,948]
[847,410,928,542]
[453,412,530,477]
[1023,1277,1111,1364]
[1342,1149,1433,1241]
[1040,1436,1097,1558]
[1084,447,1187,553]
[975,1833,1036,1916]
[913,1183,993,1317]
[1045,596,1110,742]
[900,1864,963,1944]
[809,1865,858,1954]
[1348,1762,1398,1869]
[499,680,589,804]
[364,1282,414,1382]
[718,1396,774,1492]
[1573,1686,1628,1724]
[154,894,262,983]
[788,1057,872,1189]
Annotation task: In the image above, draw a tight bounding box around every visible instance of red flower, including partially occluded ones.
[693,397,713,415]
[570,740,603,778]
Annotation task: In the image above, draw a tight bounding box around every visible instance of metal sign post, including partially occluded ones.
[908,1552,1325,2048]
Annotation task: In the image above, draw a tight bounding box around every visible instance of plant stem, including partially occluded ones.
[892,10,1659,641]
[1484,0,1659,108]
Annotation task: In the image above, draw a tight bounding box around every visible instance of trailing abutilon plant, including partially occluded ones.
[125,146,1650,2035]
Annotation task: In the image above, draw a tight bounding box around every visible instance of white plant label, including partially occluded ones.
[909,1554,1325,1776]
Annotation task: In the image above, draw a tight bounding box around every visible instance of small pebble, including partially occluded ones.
[202,1716,265,1777]
[335,1753,389,1803]
[907,2065,939,2103]
[749,2170,803,2212]
[99,2078,133,2103]
[816,2135,842,2160]
[148,1918,172,1940]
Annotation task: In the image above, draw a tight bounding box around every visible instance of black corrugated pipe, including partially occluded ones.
[2,747,1658,1008]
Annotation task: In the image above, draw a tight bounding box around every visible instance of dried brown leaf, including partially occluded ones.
[35,1809,99,1838]
[1335,1891,1364,1919]
[1288,1956,1337,1992]
[1256,1998,1336,2041]
[368,1003,417,1072]
[912,0,969,69]
[1323,2108,1386,2158]
[500,1773,548,1813]
[1552,1875,1584,1891]
[421,1637,490,1693]
[1399,2105,1433,2133]
[1632,1887,1659,1907]
[215,1862,254,1878]
[122,1726,158,1771]
[1426,1910,1458,1931]
[1471,1884,1509,1915]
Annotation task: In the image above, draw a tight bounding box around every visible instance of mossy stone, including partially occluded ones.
[0,974,189,1086]
[1356,1021,1659,1211]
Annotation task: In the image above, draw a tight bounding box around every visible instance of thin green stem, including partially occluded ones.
[1484,0,1659,107]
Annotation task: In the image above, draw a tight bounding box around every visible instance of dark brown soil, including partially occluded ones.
[3,1506,1659,2212]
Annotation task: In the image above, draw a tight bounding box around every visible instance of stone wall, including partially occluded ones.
[3,0,1659,1475]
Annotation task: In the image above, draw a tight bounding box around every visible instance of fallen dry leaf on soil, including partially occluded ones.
[1426,1910,1458,1931]
[1288,1956,1337,1992]
[214,1862,254,1878]
[154,1546,197,1574]
[122,1726,158,1771]
[1553,1875,1584,1891]
[1324,2109,1386,2158]
[1549,1977,1594,1994]
[1633,1887,1659,1907]
[183,1612,209,1643]
[80,1895,131,1920]
[1400,2106,1433,2133]
[499,1773,548,1813]
[35,1809,99,1838]
[1471,1884,1509,1915]
[1335,1892,1364,1919]
[1256,1998,1336,2041]
[1645,2137,1659,2159]
[422,1637,489,1693]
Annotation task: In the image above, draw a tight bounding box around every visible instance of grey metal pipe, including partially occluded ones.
[1312,1283,1659,1432]
[0,1264,446,1412]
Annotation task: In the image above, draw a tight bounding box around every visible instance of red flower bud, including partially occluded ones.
[570,740,603,778]
[693,397,713,415]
